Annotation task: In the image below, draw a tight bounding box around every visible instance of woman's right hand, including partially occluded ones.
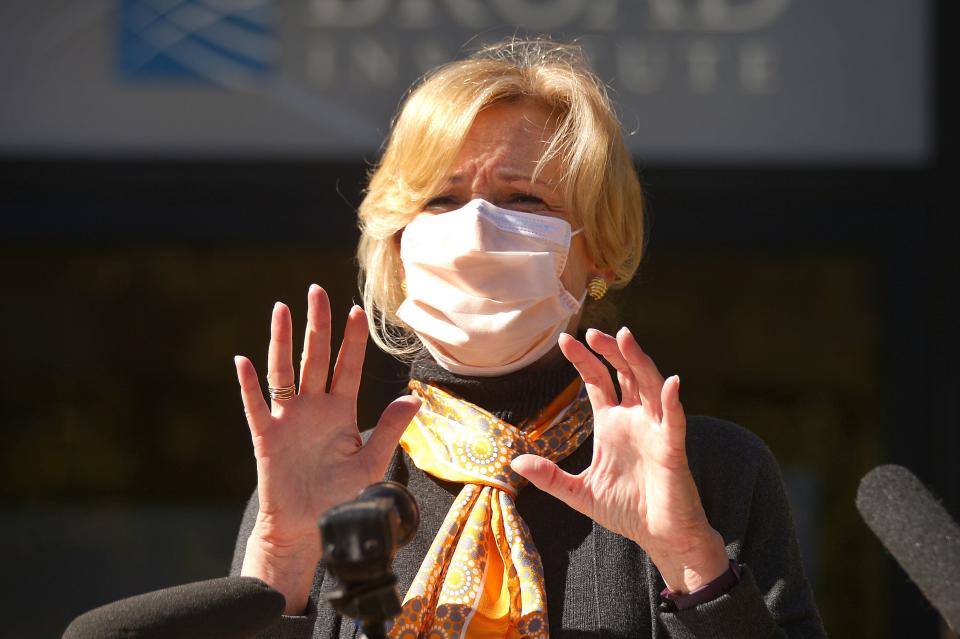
[234,284,421,613]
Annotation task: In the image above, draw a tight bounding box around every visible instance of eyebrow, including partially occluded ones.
[445,169,551,186]
[498,169,541,184]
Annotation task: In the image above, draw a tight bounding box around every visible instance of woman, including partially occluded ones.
[231,38,825,638]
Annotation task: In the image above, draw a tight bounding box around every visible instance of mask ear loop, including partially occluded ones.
[557,227,586,295]
[567,227,608,303]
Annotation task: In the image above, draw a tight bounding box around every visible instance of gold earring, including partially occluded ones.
[401,280,408,295]
[587,276,608,301]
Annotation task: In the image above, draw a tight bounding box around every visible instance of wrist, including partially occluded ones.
[251,512,324,548]
[651,528,729,595]
[242,524,321,614]
[249,521,321,561]
[660,559,741,611]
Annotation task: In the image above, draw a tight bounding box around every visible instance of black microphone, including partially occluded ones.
[320,481,419,639]
[62,576,285,639]
[856,464,960,631]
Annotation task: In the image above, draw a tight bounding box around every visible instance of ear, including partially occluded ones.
[581,241,615,284]
[591,264,615,284]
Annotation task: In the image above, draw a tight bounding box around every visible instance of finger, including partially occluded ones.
[585,328,640,407]
[616,327,666,418]
[511,454,589,514]
[234,355,271,435]
[299,284,332,395]
[329,305,368,399]
[268,302,296,410]
[660,375,687,455]
[361,395,422,474]
[558,333,617,409]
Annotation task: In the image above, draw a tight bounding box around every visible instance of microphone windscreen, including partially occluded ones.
[856,464,960,631]
[62,576,285,639]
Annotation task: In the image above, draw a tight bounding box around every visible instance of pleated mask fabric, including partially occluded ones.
[396,199,585,377]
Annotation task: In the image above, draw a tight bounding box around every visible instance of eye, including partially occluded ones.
[423,195,458,211]
[508,193,547,210]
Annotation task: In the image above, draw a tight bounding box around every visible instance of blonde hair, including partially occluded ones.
[357,37,646,358]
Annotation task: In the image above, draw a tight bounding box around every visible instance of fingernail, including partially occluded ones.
[309,283,319,292]
[274,301,282,310]
[673,375,681,389]
[233,355,242,366]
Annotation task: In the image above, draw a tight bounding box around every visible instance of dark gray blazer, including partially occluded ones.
[231,416,826,638]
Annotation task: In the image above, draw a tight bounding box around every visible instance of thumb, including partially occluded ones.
[362,395,422,472]
[660,375,688,455]
[511,454,587,513]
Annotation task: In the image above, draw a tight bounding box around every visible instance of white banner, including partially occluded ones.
[0,0,931,163]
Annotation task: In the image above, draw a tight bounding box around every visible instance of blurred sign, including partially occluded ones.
[0,0,931,163]
[118,0,276,82]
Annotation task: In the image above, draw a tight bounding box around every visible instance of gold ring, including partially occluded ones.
[268,384,296,401]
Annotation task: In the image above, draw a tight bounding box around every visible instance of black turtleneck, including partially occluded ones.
[408,347,581,427]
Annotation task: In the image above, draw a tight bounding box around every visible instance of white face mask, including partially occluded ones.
[397,198,585,377]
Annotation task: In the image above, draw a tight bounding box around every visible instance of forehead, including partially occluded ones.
[447,100,562,183]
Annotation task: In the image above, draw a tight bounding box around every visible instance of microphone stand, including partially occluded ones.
[320,482,419,639]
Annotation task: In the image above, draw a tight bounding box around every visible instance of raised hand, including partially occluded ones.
[511,328,729,594]
[234,285,421,612]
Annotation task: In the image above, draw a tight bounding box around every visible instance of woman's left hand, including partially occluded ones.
[511,328,729,594]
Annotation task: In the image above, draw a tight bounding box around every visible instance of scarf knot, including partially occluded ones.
[387,379,593,639]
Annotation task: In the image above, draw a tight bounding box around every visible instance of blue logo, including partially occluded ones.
[119,0,276,87]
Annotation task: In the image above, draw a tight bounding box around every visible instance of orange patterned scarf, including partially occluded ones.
[387,378,593,639]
